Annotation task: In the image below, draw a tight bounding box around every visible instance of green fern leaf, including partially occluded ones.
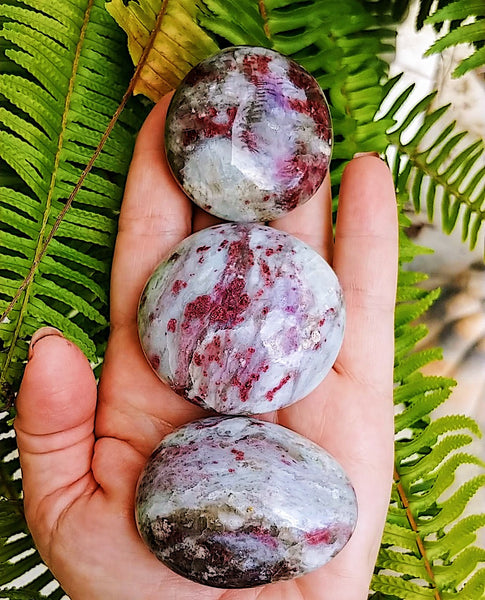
[425,1,485,78]
[376,218,484,598]
[0,0,147,595]
[0,0,147,399]
[434,546,485,589]
[376,548,430,580]
[441,569,485,599]
[399,435,477,480]
[426,514,485,561]
[395,415,482,460]
[371,574,436,598]
[382,78,485,256]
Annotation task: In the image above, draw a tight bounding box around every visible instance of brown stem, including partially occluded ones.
[393,466,441,600]
[0,0,170,328]
[258,0,272,40]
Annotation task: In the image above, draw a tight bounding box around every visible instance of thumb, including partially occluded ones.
[15,328,98,534]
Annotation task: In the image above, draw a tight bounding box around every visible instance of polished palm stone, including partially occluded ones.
[165,46,332,222]
[138,223,344,415]
[135,416,357,588]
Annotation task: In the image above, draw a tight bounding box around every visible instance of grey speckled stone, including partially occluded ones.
[165,46,332,222]
[135,416,357,588]
[137,223,344,415]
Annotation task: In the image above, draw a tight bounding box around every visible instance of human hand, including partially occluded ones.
[15,96,398,600]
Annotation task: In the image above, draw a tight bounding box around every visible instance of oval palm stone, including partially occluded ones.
[135,416,357,588]
[165,46,332,222]
[137,223,344,415]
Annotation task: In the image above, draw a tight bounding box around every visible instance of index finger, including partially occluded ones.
[332,155,398,394]
[110,96,192,330]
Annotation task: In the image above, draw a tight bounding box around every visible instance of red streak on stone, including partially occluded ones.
[183,294,212,323]
[228,239,255,265]
[175,229,260,397]
[265,248,275,256]
[196,106,237,139]
[167,318,177,332]
[287,97,330,140]
[260,260,272,286]
[228,468,235,473]
[150,355,160,370]
[266,373,292,401]
[251,526,279,549]
[242,53,271,85]
[287,62,312,91]
[172,280,187,295]
[305,524,352,546]
[226,106,237,121]
[240,129,259,152]
[277,151,328,211]
[231,448,245,461]
[197,245,210,253]
[305,528,333,546]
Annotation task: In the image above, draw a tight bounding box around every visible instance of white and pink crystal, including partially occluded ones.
[165,46,332,222]
[135,416,357,588]
[138,223,344,415]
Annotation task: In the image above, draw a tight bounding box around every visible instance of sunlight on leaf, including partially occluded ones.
[105,0,219,102]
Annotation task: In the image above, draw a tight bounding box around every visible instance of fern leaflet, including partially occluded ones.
[381,76,485,257]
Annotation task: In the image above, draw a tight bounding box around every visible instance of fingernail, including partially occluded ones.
[28,327,64,360]
[353,151,381,159]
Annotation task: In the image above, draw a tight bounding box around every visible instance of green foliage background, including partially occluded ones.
[0,0,484,597]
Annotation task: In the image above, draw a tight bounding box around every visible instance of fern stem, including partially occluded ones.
[258,0,272,40]
[0,0,170,349]
[0,0,95,391]
[393,466,441,600]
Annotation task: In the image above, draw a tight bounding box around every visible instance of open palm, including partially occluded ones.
[15,97,398,600]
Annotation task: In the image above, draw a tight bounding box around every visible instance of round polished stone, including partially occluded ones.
[135,416,357,588]
[165,46,332,222]
[138,223,344,415]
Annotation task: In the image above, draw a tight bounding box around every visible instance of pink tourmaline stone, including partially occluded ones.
[165,46,332,222]
[138,223,344,415]
[135,416,357,588]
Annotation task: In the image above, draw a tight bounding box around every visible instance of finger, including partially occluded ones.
[110,95,193,330]
[269,174,333,262]
[333,155,398,393]
[192,206,223,233]
[15,328,97,529]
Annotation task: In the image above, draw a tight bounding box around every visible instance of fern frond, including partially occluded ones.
[0,0,147,595]
[426,514,485,560]
[371,573,436,599]
[372,216,485,597]
[105,0,219,102]
[434,546,485,589]
[0,0,146,401]
[440,569,485,600]
[382,77,485,256]
[395,415,482,459]
[425,1,485,78]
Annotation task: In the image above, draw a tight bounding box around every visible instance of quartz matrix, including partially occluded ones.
[138,223,344,414]
[165,46,332,222]
[136,416,357,588]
